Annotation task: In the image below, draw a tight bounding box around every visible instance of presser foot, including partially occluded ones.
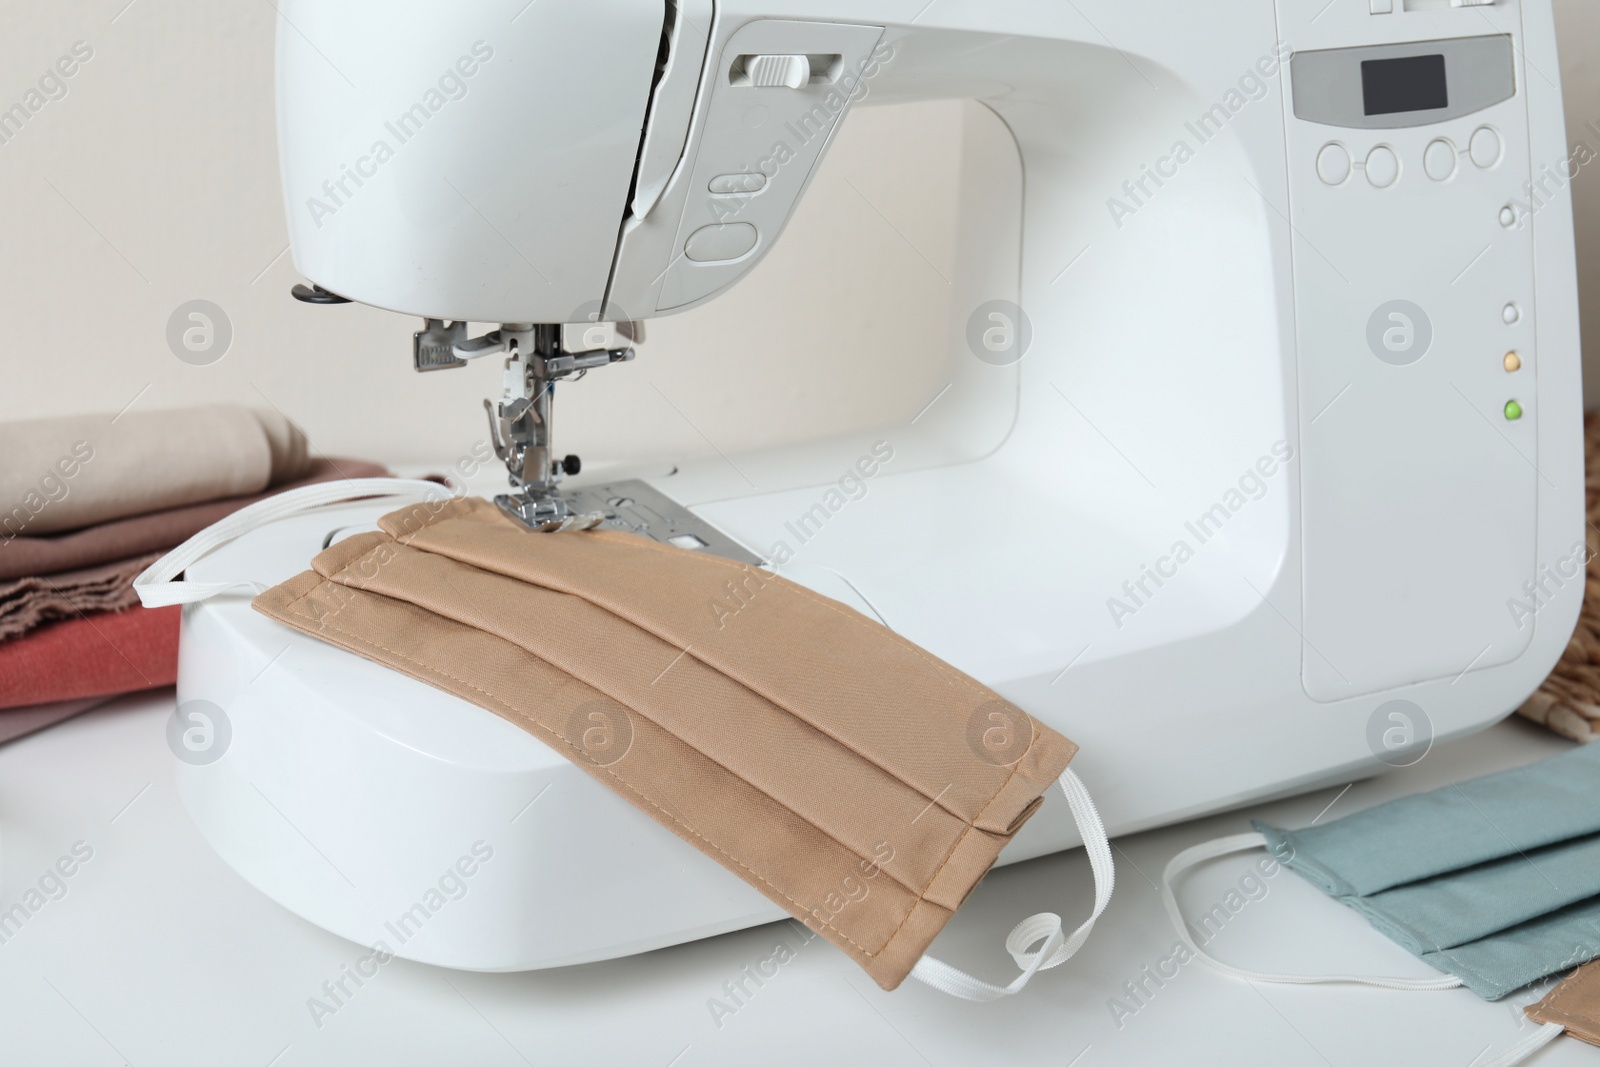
[496,480,766,564]
[494,491,606,534]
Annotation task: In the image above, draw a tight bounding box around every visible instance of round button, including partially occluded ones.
[1316,143,1351,186]
[1503,303,1521,325]
[1500,205,1518,228]
[684,222,759,263]
[1470,126,1503,169]
[1365,145,1400,189]
[1424,138,1457,181]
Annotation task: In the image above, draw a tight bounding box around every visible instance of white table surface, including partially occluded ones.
[0,695,1593,1067]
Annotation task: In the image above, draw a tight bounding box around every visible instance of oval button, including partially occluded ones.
[1470,125,1503,169]
[684,223,759,263]
[709,172,768,195]
[1424,138,1457,181]
[1365,145,1400,189]
[1316,143,1351,186]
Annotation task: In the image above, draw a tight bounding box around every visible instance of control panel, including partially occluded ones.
[1276,2,1539,700]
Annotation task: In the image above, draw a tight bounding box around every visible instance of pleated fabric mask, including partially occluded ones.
[1162,742,1600,1005]
[136,480,1115,1000]
[1527,958,1600,1049]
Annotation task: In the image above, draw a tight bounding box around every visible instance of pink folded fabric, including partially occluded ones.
[0,552,163,642]
[0,696,110,745]
[0,605,179,710]
[0,458,388,581]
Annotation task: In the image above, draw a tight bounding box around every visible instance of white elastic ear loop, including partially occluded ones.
[133,478,448,608]
[910,767,1115,1001]
[1478,1022,1566,1067]
[1161,832,1464,991]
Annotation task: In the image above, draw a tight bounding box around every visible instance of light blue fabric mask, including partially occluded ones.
[1253,741,1600,1000]
[1162,742,1600,1001]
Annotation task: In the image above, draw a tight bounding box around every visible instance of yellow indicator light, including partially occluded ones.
[1504,351,1522,372]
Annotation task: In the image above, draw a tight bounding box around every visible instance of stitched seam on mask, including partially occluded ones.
[280,575,351,613]
[392,513,1036,825]
[279,544,394,615]
[330,536,1035,896]
[1546,974,1579,1015]
[599,530,983,686]
[310,546,991,906]
[299,540,389,583]
[393,503,993,724]
[1544,968,1600,1028]
[413,518,976,699]
[305,537,1032,918]
[378,509,1036,920]
[1555,965,1600,1003]
[1429,946,1496,995]
[1437,942,1600,1001]
[274,584,963,960]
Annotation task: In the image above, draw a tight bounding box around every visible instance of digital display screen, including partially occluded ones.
[1361,54,1449,116]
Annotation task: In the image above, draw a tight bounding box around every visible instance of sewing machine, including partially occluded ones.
[179,0,1583,970]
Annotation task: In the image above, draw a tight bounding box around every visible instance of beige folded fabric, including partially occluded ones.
[0,458,390,582]
[255,496,1077,990]
[0,406,312,537]
[1529,959,1600,1046]
[0,552,164,641]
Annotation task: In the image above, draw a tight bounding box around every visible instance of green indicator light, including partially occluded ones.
[1504,400,1524,421]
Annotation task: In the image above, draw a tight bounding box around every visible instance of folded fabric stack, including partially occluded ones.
[0,405,388,743]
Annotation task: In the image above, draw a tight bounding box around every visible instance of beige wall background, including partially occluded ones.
[2,2,1598,471]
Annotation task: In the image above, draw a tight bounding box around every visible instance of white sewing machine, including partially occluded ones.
[179,0,1583,970]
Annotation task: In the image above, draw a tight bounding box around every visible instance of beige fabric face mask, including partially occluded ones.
[137,482,1113,998]
[1528,959,1600,1047]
